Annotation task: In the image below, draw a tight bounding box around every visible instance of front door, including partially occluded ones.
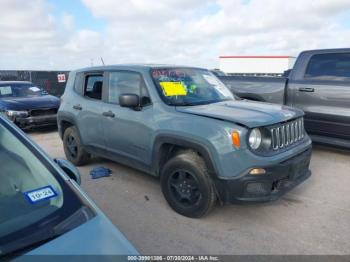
[101,70,154,169]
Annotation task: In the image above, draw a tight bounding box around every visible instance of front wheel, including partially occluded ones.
[63,126,90,166]
[160,150,216,218]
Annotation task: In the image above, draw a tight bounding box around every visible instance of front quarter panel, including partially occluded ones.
[153,108,249,178]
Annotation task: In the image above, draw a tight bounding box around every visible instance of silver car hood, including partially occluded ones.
[22,215,138,257]
[176,100,304,128]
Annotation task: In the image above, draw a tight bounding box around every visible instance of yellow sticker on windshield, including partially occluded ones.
[159,82,187,96]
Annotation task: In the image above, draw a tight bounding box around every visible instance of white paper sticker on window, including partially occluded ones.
[203,74,232,97]
[0,86,13,96]
[29,86,41,92]
[203,74,220,86]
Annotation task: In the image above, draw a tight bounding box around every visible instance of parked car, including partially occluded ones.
[219,48,350,148]
[0,81,60,129]
[210,69,227,77]
[58,65,312,218]
[0,115,137,259]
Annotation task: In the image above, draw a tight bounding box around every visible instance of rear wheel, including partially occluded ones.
[63,126,90,166]
[160,150,216,218]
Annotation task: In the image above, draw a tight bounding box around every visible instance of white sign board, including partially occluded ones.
[57,74,66,83]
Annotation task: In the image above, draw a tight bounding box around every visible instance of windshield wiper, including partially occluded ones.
[0,228,60,260]
[0,206,94,259]
[169,101,196,106]
[180,100,226,106]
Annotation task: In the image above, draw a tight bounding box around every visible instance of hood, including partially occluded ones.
[176,100,304,128]
[0,95,60,111]
[26,215,138,256]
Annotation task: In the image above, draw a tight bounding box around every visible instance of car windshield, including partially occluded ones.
[0,118,94,257]
[151,68,234,106]
[0,83,46,98]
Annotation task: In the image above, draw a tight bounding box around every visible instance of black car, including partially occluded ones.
[0,81,60,129]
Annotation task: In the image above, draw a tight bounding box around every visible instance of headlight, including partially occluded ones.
[249,128,262,150]
[5,110,29,118]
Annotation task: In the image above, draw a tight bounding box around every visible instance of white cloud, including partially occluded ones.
[0,0,350,70]
[61,13,75,31]
[64,30,103,52]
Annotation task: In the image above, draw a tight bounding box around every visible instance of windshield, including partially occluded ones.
[0,119,94,257]
[0,83,46,98]
[151,68,234,106]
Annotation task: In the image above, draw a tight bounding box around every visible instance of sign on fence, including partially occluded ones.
[57,74,66,83]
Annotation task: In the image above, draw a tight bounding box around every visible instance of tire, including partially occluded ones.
[63,126,90,166]
[160,150,216,218]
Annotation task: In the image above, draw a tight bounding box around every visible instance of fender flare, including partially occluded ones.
[57,113,78,138]
[152,134,220,179]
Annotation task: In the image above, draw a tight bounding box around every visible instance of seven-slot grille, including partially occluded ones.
[270,118,304,150]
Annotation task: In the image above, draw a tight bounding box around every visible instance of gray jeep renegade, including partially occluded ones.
[58,65,312,218]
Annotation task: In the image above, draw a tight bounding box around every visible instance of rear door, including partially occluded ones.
[101,70,154,170]
[288,52,350,140]
[74,72,107,150]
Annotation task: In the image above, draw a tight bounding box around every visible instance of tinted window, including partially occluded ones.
[84,74,103,100]
[108,71,151,106]
[305,53,350,81]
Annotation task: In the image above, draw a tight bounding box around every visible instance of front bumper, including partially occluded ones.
[215,147,312,204]
[14,114,57,129]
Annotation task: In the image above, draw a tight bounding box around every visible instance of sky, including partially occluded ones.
[1,0,350,70]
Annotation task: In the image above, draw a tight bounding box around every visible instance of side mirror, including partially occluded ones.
[54,158,81,185]
[119,94,140,109]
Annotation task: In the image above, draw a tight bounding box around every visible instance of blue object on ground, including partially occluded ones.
[90,167,112,179]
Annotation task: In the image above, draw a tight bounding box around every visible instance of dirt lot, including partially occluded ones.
[29,129,350,255]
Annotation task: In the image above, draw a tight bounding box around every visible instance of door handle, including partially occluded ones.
[298,87,315,92]
[73,104,82,110]
[102,111,115,118]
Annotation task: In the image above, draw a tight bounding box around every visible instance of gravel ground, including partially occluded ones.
[29,129,350,255]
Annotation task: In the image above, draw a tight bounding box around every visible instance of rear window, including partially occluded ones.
[84,74,103,100]
[305,53,350,81]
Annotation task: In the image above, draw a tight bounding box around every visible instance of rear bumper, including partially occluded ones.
[215,147,312,204]
[15,115,57,128]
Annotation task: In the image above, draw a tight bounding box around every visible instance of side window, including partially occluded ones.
[84,74,103,100]
[108,71,151,106]
[305,53,350,81]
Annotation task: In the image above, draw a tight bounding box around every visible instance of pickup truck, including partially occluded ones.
[220,48,350,148]
[58,65,312,218]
